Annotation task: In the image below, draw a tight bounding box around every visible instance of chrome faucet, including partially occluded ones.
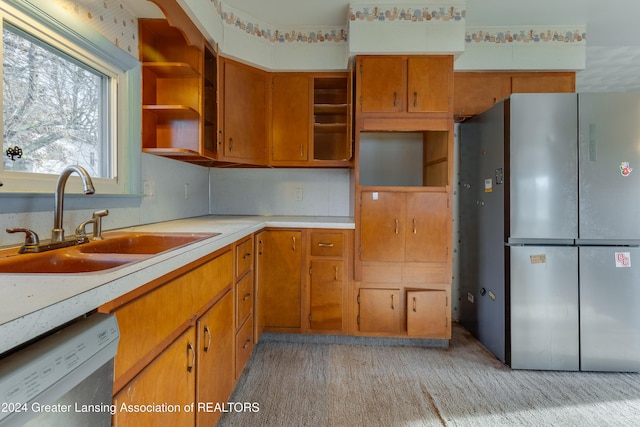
[51,165,95,242]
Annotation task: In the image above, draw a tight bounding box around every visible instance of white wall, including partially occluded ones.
[209,168,353,217]
[0,154,209,247]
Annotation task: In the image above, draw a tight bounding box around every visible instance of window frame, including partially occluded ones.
[0,0,141,195]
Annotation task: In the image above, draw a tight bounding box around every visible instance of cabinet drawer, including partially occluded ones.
[236,273,253,329]
[235,316,254,378]
[236,237,253,278]
[310,232,344,257]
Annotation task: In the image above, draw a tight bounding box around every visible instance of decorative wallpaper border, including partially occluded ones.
[214,0,348,43]
[55,0,588,52]
[349,5,466,22]
[465,27,587,45]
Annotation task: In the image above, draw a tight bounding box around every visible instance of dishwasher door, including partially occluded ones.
[0,313,119,427]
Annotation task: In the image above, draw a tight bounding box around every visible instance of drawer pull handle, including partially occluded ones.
[334,266,339,281]
[413,218,417,234]
[242,293,251,301]
[391,294,395,310]
[243,339,251,349]
[318,242,334,248]
[413,297,417,312]
[229,137,234,152]
[300,144,304,157]
[187,342,195,373]
[259,239,264,255]
[413,91,418,107]
[395,219,399,235]
[203,326,211,352]
[243,252,251,259]
[393,91,397,107]
[292,236,296,251]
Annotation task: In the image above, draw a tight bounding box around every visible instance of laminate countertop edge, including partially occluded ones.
[0,215,354,354]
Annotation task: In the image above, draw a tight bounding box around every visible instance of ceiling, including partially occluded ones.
[125,0,640,91]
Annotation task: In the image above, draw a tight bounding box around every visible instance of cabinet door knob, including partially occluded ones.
[242,292,251,301]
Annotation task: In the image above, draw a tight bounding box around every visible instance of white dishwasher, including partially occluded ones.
[0,313,119,427]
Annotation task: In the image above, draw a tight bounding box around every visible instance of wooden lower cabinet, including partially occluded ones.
[309,259,343,331]
[406,289,450,338]
[257,230,302,330]
[113,327,196,427]
[256,229,351,335]
[356,287,450,338]
[357,288,401,333]
[100,247,237,427]
[196,291,234,427]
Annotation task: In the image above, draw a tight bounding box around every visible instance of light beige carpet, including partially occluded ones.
[218,324,640,426]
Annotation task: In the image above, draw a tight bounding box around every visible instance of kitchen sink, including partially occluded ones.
[0,232,219,274]
[76,232,219,255]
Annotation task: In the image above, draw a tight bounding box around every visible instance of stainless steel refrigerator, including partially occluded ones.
[459,93,640,371]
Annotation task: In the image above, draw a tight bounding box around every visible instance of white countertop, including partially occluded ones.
[0,215,354,354]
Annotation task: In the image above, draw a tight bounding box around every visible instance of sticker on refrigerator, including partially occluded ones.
[620,162,633,177]
[615,252,631,268]
[530,254,547,264]
[495,168,503,185]
[484,179,492,193]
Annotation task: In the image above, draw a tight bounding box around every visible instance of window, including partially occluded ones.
[3,24,111,178]
[0,1,140,194]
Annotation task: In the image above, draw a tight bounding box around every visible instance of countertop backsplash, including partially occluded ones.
[209,168,353,217]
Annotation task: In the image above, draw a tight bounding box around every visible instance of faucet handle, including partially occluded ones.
[91,209,109,240]
[74,219,96,243]
[6,228,40,251]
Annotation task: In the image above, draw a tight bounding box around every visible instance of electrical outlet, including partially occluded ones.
[143,180,154,197]
[467,292,474,303]
[295,187,303,201]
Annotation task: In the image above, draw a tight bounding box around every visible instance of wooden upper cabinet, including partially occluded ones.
[357,55,453,117]
[359,56,405,113]
[269,73,352,167]
[454,72,511,118]
[270,74,310,164]
[454,71,576,120]
[220,57,267,165]
[511,72,576,93]
[407,56,452,113]
[139,18,219,166]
